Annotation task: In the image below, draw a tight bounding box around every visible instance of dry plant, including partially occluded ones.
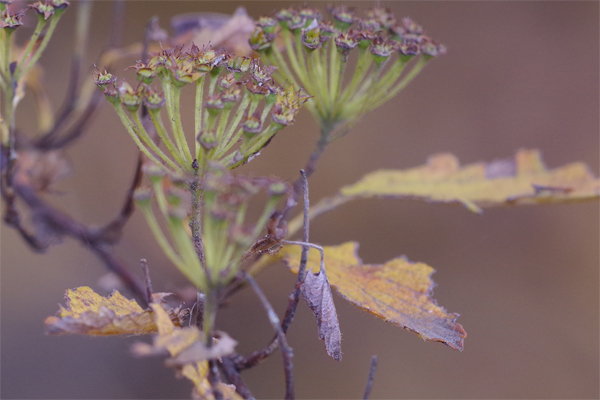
[1,2,598,399]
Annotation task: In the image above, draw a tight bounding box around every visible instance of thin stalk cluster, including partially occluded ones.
[250,5,446,142]
[133,165,290,336]
[1,1,69,145]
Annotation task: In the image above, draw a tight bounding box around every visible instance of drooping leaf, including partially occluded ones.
[132,304,240,400]
[288,149,600,234]
[44,287,184,336]
[301,265,342,361]
[282,243,466,351]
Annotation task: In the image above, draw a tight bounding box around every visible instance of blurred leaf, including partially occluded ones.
[282,242,466,351]
[289,149,600,234]
[132,304,240,400]
[301,264,342,361]
[44,287,184,335]
[170,7,255,56]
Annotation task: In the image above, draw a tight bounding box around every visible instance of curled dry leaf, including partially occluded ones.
[44,287,184,335]
[289,149,600,234]
[283,242,467,351]
[301,265,343,361]
[132,304,240,400]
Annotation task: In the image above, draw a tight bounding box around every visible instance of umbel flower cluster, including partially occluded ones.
[250,5,446,141]
[95,45,310,175]
[95,46,302,312]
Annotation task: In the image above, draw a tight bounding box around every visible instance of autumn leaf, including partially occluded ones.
[288,149,599,234]
[44,286,184,336]
[282,243,466,351]
[132,304,240,400]
[301,265,343,361]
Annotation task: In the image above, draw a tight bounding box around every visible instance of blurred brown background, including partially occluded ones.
[1,1,598,399]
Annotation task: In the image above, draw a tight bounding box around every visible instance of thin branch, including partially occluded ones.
[220,356,256,400]
[7,181,147,303]
[245,273,295,400]
[363,355,378,400]
[235,171,311,371]
[36,0,92,146]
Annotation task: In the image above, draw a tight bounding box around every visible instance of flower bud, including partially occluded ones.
[143,86,166,110]
[118,81,143,112]
[275,8,295,29]
[335,31,359,57]
[197,130,218,150]
[302,19,327,50]
[128,60,155,84]
[328,5,355,31]
[227,56,252,75]
[365,7,396,30]
[370,36,396,66]
[420,36,447,58]
[256,16,277,34]
[94,66,117,90]
[29,1,54,20]
[401,17,424,35]
[249,27,276,52]
[143,163,166,184]
[133,188,153,207]
[1,8,24,31]
[242,110,262,135]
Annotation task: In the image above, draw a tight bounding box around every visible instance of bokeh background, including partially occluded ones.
[1,1,598,399]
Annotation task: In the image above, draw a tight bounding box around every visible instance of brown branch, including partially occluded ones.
[220,356,255,400]
[5,180,147,304]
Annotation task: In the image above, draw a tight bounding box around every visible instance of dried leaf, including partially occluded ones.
[14,148,72,192]
[44,287,183,335]
[170,7,255,56]
[132,304,240,400]
[301,266,342,361]
[291,149,599,233]
[283,243,466,351]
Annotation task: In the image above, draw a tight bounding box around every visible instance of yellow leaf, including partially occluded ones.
[132,304,240,400]
[282,243,467,351]
[44,287,183,336]
[289,149,599,234]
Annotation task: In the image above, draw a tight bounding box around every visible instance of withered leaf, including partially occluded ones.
[283,242,466,351]
[132,304,240,400]
[44,287,183,336]
[288,149,599,234]
[301,265,342,361]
